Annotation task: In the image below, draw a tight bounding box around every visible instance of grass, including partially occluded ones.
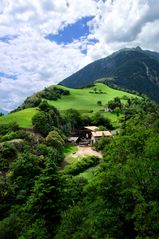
[0,108,38,128]
[63,145,78,165]
[76,165,100,181]
[66,157,79,165]
[47,83,137,112]
[63,145,78,157]
[0,83,139,128]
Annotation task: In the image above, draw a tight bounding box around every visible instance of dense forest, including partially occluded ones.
[0,97,159,238]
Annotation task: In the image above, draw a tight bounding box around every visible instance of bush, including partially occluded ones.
[32,111,52,136]
[1,132,18,142]
[45,131,65,150]
[94,136,111,151]
[97,100,102,106]
[22,95,41,108]
[0,122,19,136]
[0,143,16,159]
[63,156,100,176]
[0,143,17,170]
[39,86,70,101]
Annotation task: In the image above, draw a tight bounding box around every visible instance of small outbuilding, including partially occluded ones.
[67,137,79,145]
[91,130,112,145]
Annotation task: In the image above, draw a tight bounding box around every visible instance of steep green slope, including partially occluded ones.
[47,83,136,112]
[60,47,159,103]
[0,83,138,128]
[0,108,38,128]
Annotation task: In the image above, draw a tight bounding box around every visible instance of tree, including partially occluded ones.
[93,112,113,129]
[32,111,52,136]
[23,156,63,237]
[64,109,82,131]
[97,100,102,106]
[38,100,50,112]
[108,97,122,111]
[45,130,64,150]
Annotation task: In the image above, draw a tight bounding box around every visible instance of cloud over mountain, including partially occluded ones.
[0,0,159,111]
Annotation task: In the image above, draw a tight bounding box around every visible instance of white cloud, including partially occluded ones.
[0,0,159,112]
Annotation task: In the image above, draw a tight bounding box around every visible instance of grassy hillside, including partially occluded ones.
[47,83,136,112]
[0,108,38,128]
[0,83,138,128]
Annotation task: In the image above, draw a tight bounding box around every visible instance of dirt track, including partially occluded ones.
[66,146,102,159]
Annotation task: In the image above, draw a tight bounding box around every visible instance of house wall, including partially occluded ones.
[91,136,100,145]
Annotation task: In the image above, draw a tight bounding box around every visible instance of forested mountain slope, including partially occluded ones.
[60,47,159,103]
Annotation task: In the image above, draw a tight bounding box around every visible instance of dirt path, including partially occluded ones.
[65,146,102,160]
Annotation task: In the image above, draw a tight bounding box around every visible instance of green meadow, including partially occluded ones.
[0,83,138,128]
[47,83,136,112]
[0,108,38,128]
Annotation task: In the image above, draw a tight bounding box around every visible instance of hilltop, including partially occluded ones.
[60,47,159,103]
[0,83,138,128]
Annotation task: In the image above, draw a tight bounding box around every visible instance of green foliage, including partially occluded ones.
[9,153,43,204]
[0,143,17,170]
[97,100,102,106]
[22,95,41,108]
[32,103,63,136]
[107,97,122,111]
[22,156,63,237]
[39,86,70,101]
[46,130,64,150]
[93,112,113,129]
[38,100,51,112]
[94,136,111,151]
[32,111,51,136]
[64,108,82,132]
[0,122,19,136]
[19,219,48,239]
[56,99,159,239]
[1,94,159,239]
[0,214,21,239]
[63,156,100,176]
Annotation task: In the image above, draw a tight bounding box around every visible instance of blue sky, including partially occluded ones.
[0,35,17,43]
[46,16,94,45]
[0,0,159,112]
[0,72,17,80]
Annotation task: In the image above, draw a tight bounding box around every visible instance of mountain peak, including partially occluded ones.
[135,46,142,51]
[60,47,159,103]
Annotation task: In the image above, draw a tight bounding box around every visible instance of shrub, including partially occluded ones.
[45,131,65,150]
[97,100,102,106]
[63,156,100,176]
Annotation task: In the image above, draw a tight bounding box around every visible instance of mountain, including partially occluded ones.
[60,47,159,103]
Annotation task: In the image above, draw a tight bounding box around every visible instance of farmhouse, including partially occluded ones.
[91,130,112,145]
[68,126,112,146]
[77,126,98,139]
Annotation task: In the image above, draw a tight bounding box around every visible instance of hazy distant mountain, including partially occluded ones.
[60,47,159,103]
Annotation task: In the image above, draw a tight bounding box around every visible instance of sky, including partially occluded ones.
[0,0,159,112]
